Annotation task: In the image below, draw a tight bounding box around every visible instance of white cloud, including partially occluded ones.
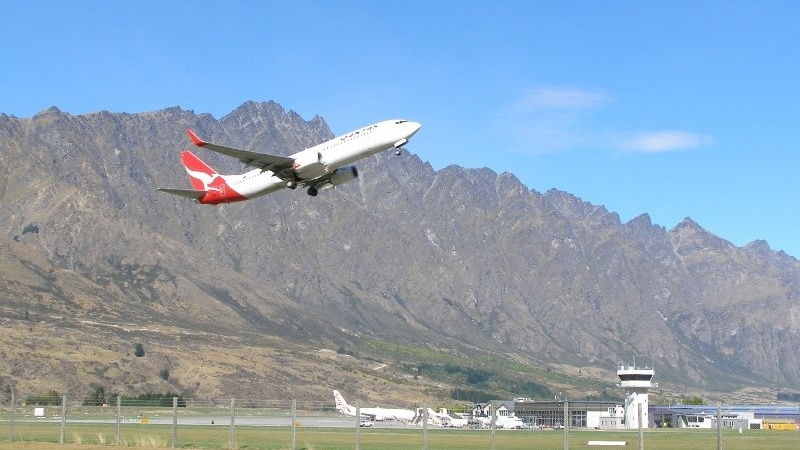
[510,86,611,112]
[497,85,712,155]
[497,85,610,152]
[617,131,713,153]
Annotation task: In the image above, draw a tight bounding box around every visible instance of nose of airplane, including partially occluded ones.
[407,121,422,137]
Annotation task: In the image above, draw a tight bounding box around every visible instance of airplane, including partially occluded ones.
[476,413,526,429]
[333,390,416,422]
[426,408,468,428]
[158,119,421,204]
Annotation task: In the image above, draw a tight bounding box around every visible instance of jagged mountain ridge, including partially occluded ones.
[1,102,798,402]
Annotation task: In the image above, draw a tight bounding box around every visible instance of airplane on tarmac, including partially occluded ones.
[425,408,468,428]
[476,413,526,429]
[158,119,421,204]
[333,390,416,422]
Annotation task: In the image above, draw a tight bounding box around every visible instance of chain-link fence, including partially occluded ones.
[1,395,495,449]
[1,395,798,449]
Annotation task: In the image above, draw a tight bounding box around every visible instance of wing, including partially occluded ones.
[185,129,295,178]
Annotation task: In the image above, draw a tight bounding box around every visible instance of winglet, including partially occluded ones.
[185,128,206,147]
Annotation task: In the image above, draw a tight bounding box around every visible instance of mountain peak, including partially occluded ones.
[220,101,331,143]
[745,239,771,253]
[33,106,66,118]
[626,213,653,229]
[669,217,733,254]
[674,216,701,230]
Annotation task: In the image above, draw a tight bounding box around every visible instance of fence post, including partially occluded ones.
[59,395,67,444]
[172,396,178,449]
[562,401,568,450]
[716,403,722,450]
[115,396,121,446]
[355,405,360,450]
[8,392,14,443]
[490,411,496,450]
[422,406,428,450]
[291,399,297,450]
[229,398,236,450]
[638,403,644,450]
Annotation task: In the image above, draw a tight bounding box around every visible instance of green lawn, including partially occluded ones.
[1,422,798,449]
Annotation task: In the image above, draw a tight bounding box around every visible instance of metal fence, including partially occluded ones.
[1,395,795,450]
[1,394,511,450]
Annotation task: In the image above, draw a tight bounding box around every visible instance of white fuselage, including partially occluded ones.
[477,414,526,429]
[220,119,421,199]
[357,406,417,422]
[497,415,525,429]
[333,390,416,422]
[427,408,469,427]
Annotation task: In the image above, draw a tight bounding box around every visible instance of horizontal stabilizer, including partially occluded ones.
[157,188,207,199]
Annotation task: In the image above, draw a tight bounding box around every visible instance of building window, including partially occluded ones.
[571,410,587,428]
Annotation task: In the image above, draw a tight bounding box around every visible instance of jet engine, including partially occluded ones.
[292,151,325,180]
[328,166,359,186]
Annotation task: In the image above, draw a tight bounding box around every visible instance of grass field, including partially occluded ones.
[1,422,799,449]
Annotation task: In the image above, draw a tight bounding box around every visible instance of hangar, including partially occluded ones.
[651,405,800,430]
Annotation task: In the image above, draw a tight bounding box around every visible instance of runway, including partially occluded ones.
[35,414,412,428]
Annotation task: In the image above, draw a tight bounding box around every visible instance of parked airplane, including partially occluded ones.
[476,413,526,429]
[426,408,469,428]
[158,119,421,204]
[333,390,416,422]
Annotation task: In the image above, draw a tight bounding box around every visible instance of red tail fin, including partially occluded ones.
[179,150,217,191]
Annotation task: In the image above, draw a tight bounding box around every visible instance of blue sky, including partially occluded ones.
[2,1,798,257]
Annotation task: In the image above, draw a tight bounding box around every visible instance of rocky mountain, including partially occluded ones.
[1,102,798,405]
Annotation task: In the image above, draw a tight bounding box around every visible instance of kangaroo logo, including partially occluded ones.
[333,390,353,414]
[184,167,222,193]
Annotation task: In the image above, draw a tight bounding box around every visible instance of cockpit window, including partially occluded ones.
[395,120,407,124]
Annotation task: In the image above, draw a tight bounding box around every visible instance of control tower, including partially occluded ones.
[617,364,655,429]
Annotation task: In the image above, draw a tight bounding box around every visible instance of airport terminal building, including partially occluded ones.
[478,366,799,430]
[486,401,800,430]
[499,400,624,429]
[515,400,625,429]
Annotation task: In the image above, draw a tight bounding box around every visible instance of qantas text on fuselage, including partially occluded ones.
[158,119,421,204]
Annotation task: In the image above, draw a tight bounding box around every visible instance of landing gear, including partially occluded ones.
[307,186,318,197]
[395,149,402,156]
[287,181,297,189]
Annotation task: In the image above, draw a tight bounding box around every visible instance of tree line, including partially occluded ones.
[21,387,186,407]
